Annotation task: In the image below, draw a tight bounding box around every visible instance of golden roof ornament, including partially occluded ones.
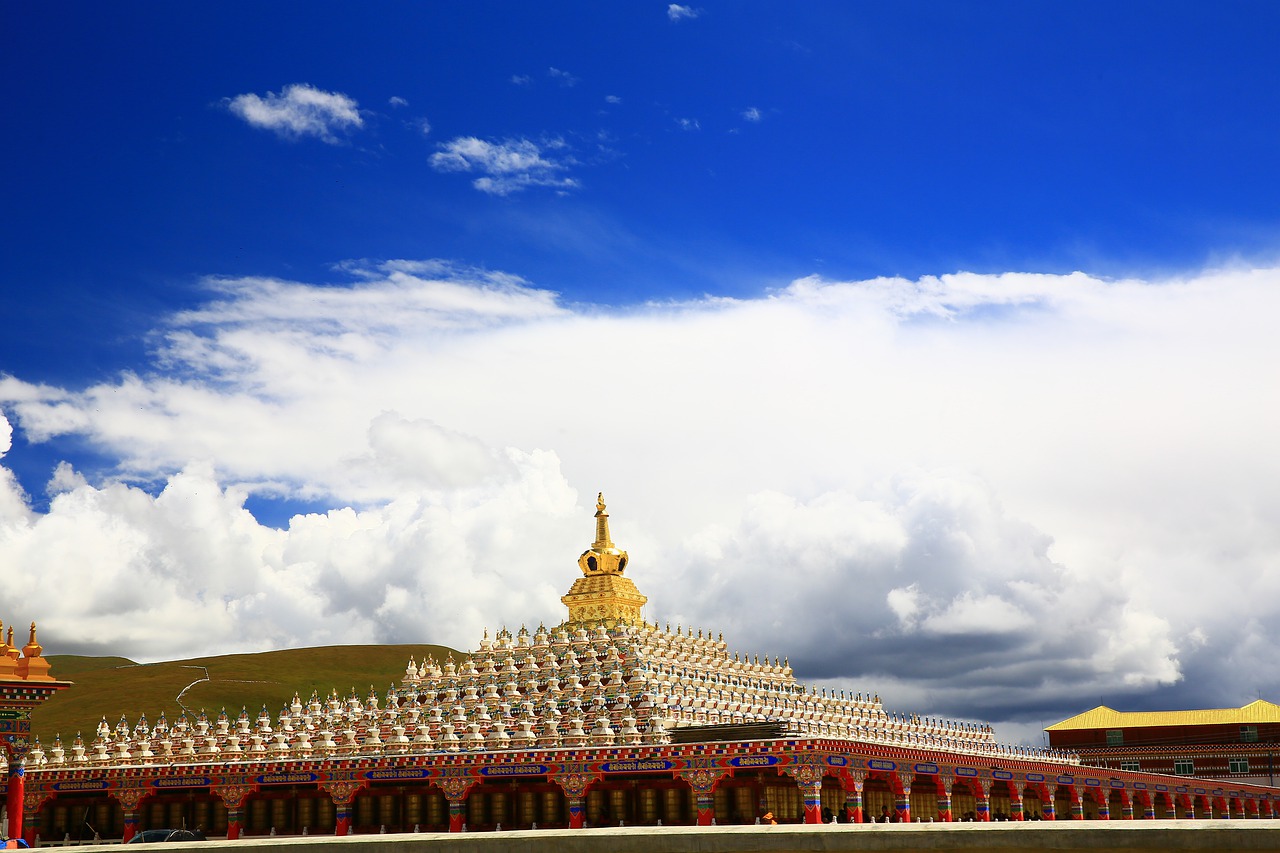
[577,493,629,576]
[563,492,646,626]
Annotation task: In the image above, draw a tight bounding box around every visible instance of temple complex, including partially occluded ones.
[0,621,72,840]
[6,496,1280,842]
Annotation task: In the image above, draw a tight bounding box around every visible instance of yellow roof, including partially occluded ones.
[1046,699,1280,731]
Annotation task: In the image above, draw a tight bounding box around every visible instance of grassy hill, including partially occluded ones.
[32,644,463,744]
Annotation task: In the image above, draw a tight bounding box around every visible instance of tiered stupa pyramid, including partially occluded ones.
[24,494,1074,769]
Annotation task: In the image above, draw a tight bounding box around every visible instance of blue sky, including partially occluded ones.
[3,2,1280,742]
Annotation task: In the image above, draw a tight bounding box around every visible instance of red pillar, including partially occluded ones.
[895,792,911,823]
[844,772,865,823]
[6,758,26,844]
[801,781,822,824]
[567,796,585,829]
[447,798,465,833]
[1041,788,1056,821]
[336,801,353,836]
[695,791,715,825]
[226,806,243,841]
[937,791,953,822]
[121,811,139,843]
[974,781,990,822]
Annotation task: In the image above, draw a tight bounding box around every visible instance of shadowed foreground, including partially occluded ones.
[60,822,1280,853]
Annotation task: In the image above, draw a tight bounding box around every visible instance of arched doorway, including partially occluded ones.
[988,780,1012,821]
[1054,786,1077,820]
[908,775,939,822]
[951,780,978,822]
[714,776,759,824]
[862,774,895,822]
[819,776,844,822]
[1023,785,1045,820]
[1081,788,1102,820]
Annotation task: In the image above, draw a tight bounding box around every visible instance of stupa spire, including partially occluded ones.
[592,493,614,550]
[577,492,629,576]
[564,491,645,625]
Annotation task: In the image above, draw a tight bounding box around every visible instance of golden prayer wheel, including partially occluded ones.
[378,794,396,826]
[355,794,374,827]
[272,798,288,831]
[734,787,754,823]
[490,791,509,826]
[540,789,562,825]
[426,793,446,826]
[517,791,536,826]
[467,792,486,826]
[639,788,659,824]
[317,797,335,830]
[212,802,229,835]
[713,787,730,823]
[248,799,268,831]
[610,789,628,824]
[586,789,606,825]
[193,801,210,831]
[297,797,315,831]
[664,787,685,824]
[404,793,423,825]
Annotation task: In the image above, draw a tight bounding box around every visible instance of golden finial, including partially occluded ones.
[577,491,629,577]
[23,621,43,657]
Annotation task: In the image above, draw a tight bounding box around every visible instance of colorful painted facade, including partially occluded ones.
[0,622,72,839]
[8,496,1280,843]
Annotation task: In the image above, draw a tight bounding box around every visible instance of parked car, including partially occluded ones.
[126,829,204,844]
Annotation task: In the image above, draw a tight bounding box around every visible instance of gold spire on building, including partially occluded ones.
[562,492,647,625]
[576,493,629,576]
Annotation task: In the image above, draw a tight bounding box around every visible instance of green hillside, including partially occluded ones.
[32,644,463,745]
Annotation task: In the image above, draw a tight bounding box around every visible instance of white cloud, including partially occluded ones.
[742,106,762,122]
[226,84,363,143]
[547,67,579,87]
[605,95,622,105]
[429,137,578,195]
[4,264,1280,734]
[415,117,432,136]
[388,96,409,108]
[676,117,700,131]
[668,4,699,22]
[510,74,532,86]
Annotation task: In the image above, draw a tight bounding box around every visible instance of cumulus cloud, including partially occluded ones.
[668,4,699,22]
[0,440,579,661]
[4,264,1280,735]
[226,84,363,143]
[605,95,622,105]
[676,117,700,131]
[547,67,579,87]
[429,137,578,195]
[742,106,762,122]
[388,96,409,108]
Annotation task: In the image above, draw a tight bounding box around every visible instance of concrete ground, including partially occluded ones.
[50,821,1280,853]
